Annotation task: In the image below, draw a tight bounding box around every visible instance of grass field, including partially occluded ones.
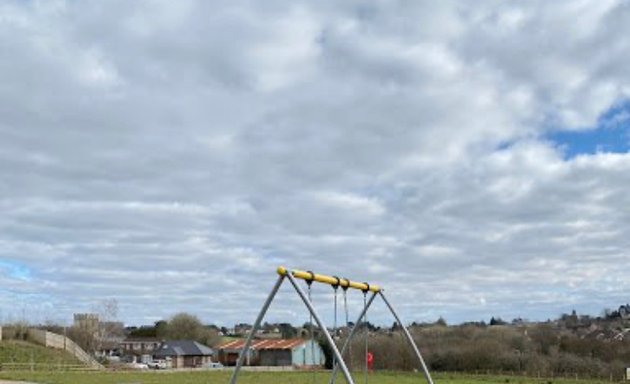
[0,370,621,384]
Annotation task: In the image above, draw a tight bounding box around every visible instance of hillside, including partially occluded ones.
[0,340,83,369]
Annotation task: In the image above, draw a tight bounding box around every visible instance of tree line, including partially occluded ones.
[319,311,630,379]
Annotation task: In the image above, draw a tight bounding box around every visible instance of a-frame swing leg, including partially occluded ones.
[285,272,356,384]
[329,291,378,384]
[380,291,434,384]
[228,268,432,384]
[229,274,285,384]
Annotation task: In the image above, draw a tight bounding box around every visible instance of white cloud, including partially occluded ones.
[313,191,385,216]
[0,0,629,326]
[78,49,121,87]
[250,6,322,91]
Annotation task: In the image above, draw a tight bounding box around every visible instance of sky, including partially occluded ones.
[1,0,629,328]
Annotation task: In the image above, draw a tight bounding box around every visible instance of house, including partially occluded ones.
[153,340,215,368]
[217,338,324,367]
[120,338,161,355]
[96,335,125,358]
[233,323,253,336]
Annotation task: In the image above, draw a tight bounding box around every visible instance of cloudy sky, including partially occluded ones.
[1,0,630,328]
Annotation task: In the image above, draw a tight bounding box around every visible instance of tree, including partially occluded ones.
[166,313,204,340]
[490,317,506,326]
[66,299,121,354]
[128,325,157,338]
[93,298,123,352]
[278,323,297,338]
[155,320,168,338]
[67,325,98,353]
[164,312,220,347]
[529,323,556,355]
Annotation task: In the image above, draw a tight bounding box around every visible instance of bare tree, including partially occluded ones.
[97,299,124,352]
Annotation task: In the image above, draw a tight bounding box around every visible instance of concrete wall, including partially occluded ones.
[27,329,103,369]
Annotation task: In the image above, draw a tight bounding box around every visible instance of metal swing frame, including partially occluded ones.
[228,267,435,384]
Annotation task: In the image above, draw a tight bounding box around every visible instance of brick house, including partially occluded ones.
[153,340,215,368]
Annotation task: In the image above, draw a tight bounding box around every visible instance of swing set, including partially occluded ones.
[228,267,435,384]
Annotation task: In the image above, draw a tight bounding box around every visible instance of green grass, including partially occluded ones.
[0,370,621,384]
[0,340,82,366]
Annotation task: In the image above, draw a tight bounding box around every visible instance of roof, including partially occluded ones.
[154,340,214,357]
[121,338,160,343]
[218,338,308,352]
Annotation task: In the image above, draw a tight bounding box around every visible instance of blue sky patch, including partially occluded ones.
[547,101,630,159]
[0,259,32,280]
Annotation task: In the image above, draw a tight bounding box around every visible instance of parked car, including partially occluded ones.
[129,362,149,370]
[207,362,224,369]
[147,360,167,369]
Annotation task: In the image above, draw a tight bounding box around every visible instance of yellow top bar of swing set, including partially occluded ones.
[277,266,381,293]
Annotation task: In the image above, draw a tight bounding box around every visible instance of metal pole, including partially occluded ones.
[229,275,285,384]
[363,293,368,384]
[278,266,380,293]
[329,291,377,384]
[379,291,434,384]
[286,272,355,384]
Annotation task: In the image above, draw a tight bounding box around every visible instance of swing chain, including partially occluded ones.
[332,276,341,339]
[306,279,316,383]
[341,278,356,370]
[362,283,370,384]
[305,270,315,340]
[306,280,314,335]
[331,276,341,374]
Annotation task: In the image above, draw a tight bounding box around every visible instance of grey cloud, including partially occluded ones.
[1,0,629,326]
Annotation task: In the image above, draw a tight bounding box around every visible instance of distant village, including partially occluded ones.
[1,303,630,374]
[1,312,333,370]
[103,318,329,369]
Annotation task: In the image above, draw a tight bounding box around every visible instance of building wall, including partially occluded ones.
[218,351,240,366]
[181,355,213,367]
[168,355,212,368]
[218,341,324,367]
[292,340,324,366]
[260,349,292,366]
[121,340,160,354]
[172,356,184,368]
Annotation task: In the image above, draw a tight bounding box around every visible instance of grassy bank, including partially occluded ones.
[0,340,82,368]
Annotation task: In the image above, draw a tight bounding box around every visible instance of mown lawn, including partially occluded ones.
[0,370,620,384]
